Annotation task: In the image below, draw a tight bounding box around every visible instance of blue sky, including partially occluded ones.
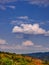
[0,0,49,54]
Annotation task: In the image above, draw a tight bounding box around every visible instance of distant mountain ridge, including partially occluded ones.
[24,52,49,61]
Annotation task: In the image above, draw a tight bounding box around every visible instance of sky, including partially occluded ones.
[0,0,49,54]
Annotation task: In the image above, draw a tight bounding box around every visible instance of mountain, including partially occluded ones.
[0,51,49,65]
[24,52,49,61]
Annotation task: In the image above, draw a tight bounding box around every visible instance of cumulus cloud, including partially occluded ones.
[22,40,34,46]
[12,23,49,35]
[13,26,23,33]
[22,40,42,48]
[0,39,7,44]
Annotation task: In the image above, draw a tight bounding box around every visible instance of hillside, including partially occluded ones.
[0,52,49,65]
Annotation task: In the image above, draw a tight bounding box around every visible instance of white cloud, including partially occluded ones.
[0,5,16,10]
[7,5,16,9]
[22,40,34,46]
[0,45,21,50]
[0,44,28,50]
[0,0,49,7]
[22,40,42,48]
[0,0,17,4]
[0,39,7,44]
[27,0,49,6]
[0,39,48,53]
[0,40,49,53]
[11,20,24,25]
[0,40,42,50]
[17,16,29,20]
[12,23,48,35]
[11,16,32,25]
[13,26,23,33]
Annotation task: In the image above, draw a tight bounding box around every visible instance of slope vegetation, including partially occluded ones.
[0,52,49,65]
